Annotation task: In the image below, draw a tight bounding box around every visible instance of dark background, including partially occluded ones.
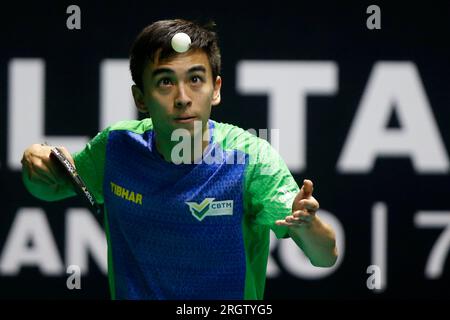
[1,1,449,300]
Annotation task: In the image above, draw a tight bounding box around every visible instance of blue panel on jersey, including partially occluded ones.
[103,121,249,299]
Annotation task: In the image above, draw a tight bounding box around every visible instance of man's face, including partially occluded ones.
[133,49,221,138]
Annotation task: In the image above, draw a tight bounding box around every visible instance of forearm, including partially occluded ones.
[288,215,338,267]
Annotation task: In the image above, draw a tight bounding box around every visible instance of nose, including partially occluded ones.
[174,83,192,109]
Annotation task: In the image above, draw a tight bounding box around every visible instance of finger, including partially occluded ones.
[301,179,314,198]
[292,210,308,218]
[275,220,297,227]
[46,156,70,186]
[57,146,75,166]
[299,216,313,223]
[293,210,313,219]
[293,210,314,222]
[32,160,58,185]
[285,215,301,223]
[298,198,319,212]
[28,168,55,185]
[46,162,64,185]
[21,156,33,180]
[32,168,56,185]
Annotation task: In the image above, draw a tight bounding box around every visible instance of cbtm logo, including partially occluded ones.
[185,198,234,221]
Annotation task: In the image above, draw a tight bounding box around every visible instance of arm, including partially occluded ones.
[21,143,76,201]
[276,179,338,267]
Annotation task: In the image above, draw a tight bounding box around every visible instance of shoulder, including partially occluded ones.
[212,120,272,158]
[84,119,153,147]
[212,120,289,179]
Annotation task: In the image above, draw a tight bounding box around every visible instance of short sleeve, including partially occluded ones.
[72,128,110,204]
[245,139,300,239]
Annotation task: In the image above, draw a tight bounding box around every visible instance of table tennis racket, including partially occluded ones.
[49,146,102,215]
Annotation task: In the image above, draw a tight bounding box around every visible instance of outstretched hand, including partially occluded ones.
[275,179,320,227]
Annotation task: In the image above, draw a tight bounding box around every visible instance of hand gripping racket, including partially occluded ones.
[50,147,102,215]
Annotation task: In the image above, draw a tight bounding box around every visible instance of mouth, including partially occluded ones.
[173,116,197,124]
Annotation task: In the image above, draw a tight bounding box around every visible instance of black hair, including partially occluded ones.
[130,19,221,89]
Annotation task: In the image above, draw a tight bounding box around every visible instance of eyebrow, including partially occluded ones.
[151,65,207,77]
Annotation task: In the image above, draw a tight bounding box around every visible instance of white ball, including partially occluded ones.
[171,32,191,53]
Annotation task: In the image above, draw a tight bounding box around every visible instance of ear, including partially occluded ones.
[211,76,222,106]
[132,85,148,114]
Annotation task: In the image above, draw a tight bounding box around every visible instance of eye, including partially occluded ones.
[157,77,173,87]
[191,75,204,84]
